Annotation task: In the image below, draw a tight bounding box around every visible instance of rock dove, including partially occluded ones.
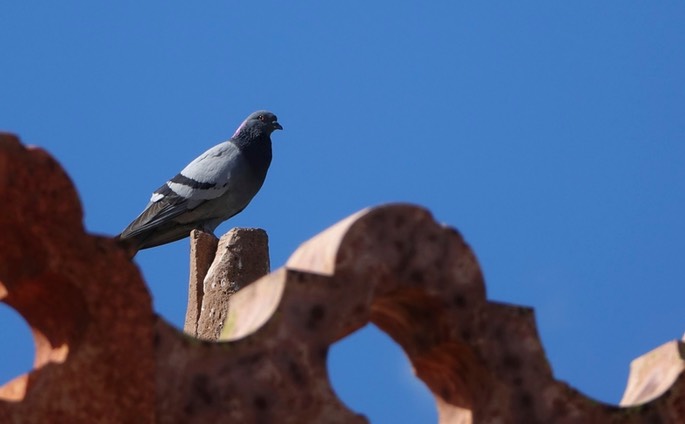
[118,110,282,255]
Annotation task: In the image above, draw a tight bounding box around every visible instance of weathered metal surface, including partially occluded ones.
[189,227,270,340]
[0,133,683,423]
[184,230,218,335]
[0,133,156,423]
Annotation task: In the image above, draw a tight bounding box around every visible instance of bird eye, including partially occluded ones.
[258,115,265,121]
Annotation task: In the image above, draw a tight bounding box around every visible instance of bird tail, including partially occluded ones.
[114,234,141,259]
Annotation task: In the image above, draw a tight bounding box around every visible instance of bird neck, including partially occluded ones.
[233,133,273,177]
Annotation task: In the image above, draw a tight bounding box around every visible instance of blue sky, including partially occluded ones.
[1,2,684,422]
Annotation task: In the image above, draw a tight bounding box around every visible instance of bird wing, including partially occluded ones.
[118,188,190,239]
[120,141,242,239]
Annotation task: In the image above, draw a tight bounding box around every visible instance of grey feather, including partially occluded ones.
[118,110,282,255]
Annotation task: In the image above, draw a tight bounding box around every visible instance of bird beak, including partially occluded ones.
[273,121,283,130]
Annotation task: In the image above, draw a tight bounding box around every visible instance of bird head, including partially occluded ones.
[233,110,283,138]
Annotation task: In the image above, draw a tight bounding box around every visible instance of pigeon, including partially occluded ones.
[118,110,282,255]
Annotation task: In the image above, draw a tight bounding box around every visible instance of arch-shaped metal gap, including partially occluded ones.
[0,303,34,389]
[328,323,438,423]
